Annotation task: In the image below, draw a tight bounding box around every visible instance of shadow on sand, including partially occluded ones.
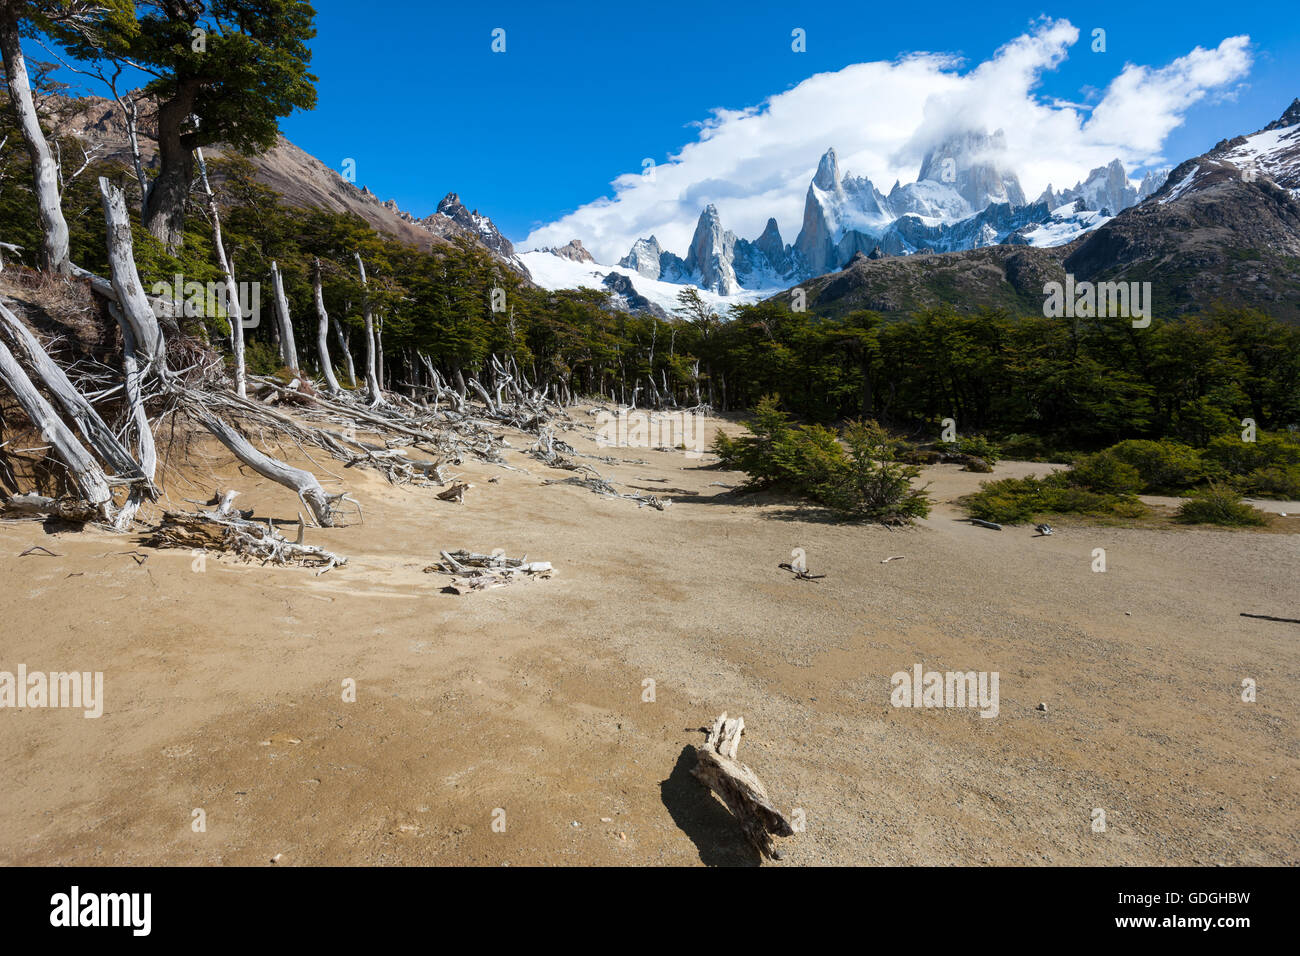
[659,744,761,867]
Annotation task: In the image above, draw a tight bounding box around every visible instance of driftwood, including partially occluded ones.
[0,334,114,517]
[148,504,346,574]
[969,518,1003,531]
[425,549,554,593]
[193,410,336,527]
[541,472,671,510]
[1240,612,1300,625]
[778,562,825,581]
[1,493,97,522]
[435,481,471,503]
[692,713,794,861]
[0,299,148,491]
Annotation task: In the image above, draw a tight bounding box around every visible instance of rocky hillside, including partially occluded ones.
[48,95,527,275]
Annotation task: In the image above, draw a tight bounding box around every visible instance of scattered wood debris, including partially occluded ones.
[969,518,1003,531]
[425,549,555,593]
[436,481,472,504]
[778,562,825,581]
[541,472,671,510]
[1240,612,1300,625]
[881,555,905,563]
[692,713,794,862]
[18,545,60,557]
[146,492,347,574]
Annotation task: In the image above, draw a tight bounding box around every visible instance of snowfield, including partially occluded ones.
[518,251,779,316]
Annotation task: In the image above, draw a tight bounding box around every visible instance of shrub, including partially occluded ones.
[1104,439,1205,492]
[964,472,1148,524]
[1241,464,1300,499]
[939,434,1001,466]
[1203,433,1300,476]
[818,420,931,522]
[1068,452,1144,495]
[1175,485,1269,526]
[714,399,929,523]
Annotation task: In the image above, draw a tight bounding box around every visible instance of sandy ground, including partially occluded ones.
[0,410,1296,866]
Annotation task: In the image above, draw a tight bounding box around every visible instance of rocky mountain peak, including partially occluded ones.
[1264,98,1300,132]
[813,148,841,191]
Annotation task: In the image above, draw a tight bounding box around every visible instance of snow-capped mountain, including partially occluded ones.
[614,130,1164,295]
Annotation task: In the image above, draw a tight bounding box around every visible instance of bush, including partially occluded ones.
[1104,439,1205,492]
[1068,452,1144,495]
[1241,465,1300,499]
[964,473,1148,525]
[939,434,1001,466]
[1203,433,1300,476]
[1175,485,1269,526]
[818,421,931,522]
[714,398,930,523]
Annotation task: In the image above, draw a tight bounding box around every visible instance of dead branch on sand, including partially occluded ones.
[692,713,794,861]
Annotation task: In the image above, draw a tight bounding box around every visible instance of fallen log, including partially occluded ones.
[1,493,98,522]
[0,335,114,518]
[692,713,794,861]
[0,299,149,490]
[193,410,336,527]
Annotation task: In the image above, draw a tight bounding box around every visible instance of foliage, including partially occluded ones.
[1174,485,1270,526]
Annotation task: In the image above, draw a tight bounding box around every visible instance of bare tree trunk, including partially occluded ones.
[196,411,334,527]
[354,252,382,404]
[107,302,157,530]
[0,8,70,274]
[332,317,356,388]
[0,336,113,516]
[312,258,341,395]
[195,145,246,397]
[98,178,165,370]
[269,260,300,372]
[375,312,385,391]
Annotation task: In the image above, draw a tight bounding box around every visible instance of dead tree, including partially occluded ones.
[0,6,70,274]
[194,410,335,528]
[312,258,341,395]
[98,178,165,369]
[0,334,113,517]
[332,316,357,388]
[196,143,246,397]
[354,252,382,404]
[269,260,300,372]
[106,301,158,530]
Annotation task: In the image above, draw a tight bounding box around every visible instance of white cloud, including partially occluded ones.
[523,20,1252,264]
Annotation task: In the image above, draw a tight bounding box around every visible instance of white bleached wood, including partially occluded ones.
[0,335,113,517]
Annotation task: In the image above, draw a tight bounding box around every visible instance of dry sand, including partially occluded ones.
[1,411,1296,866]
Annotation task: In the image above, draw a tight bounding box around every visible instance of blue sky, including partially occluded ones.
[274,1,1297,250]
